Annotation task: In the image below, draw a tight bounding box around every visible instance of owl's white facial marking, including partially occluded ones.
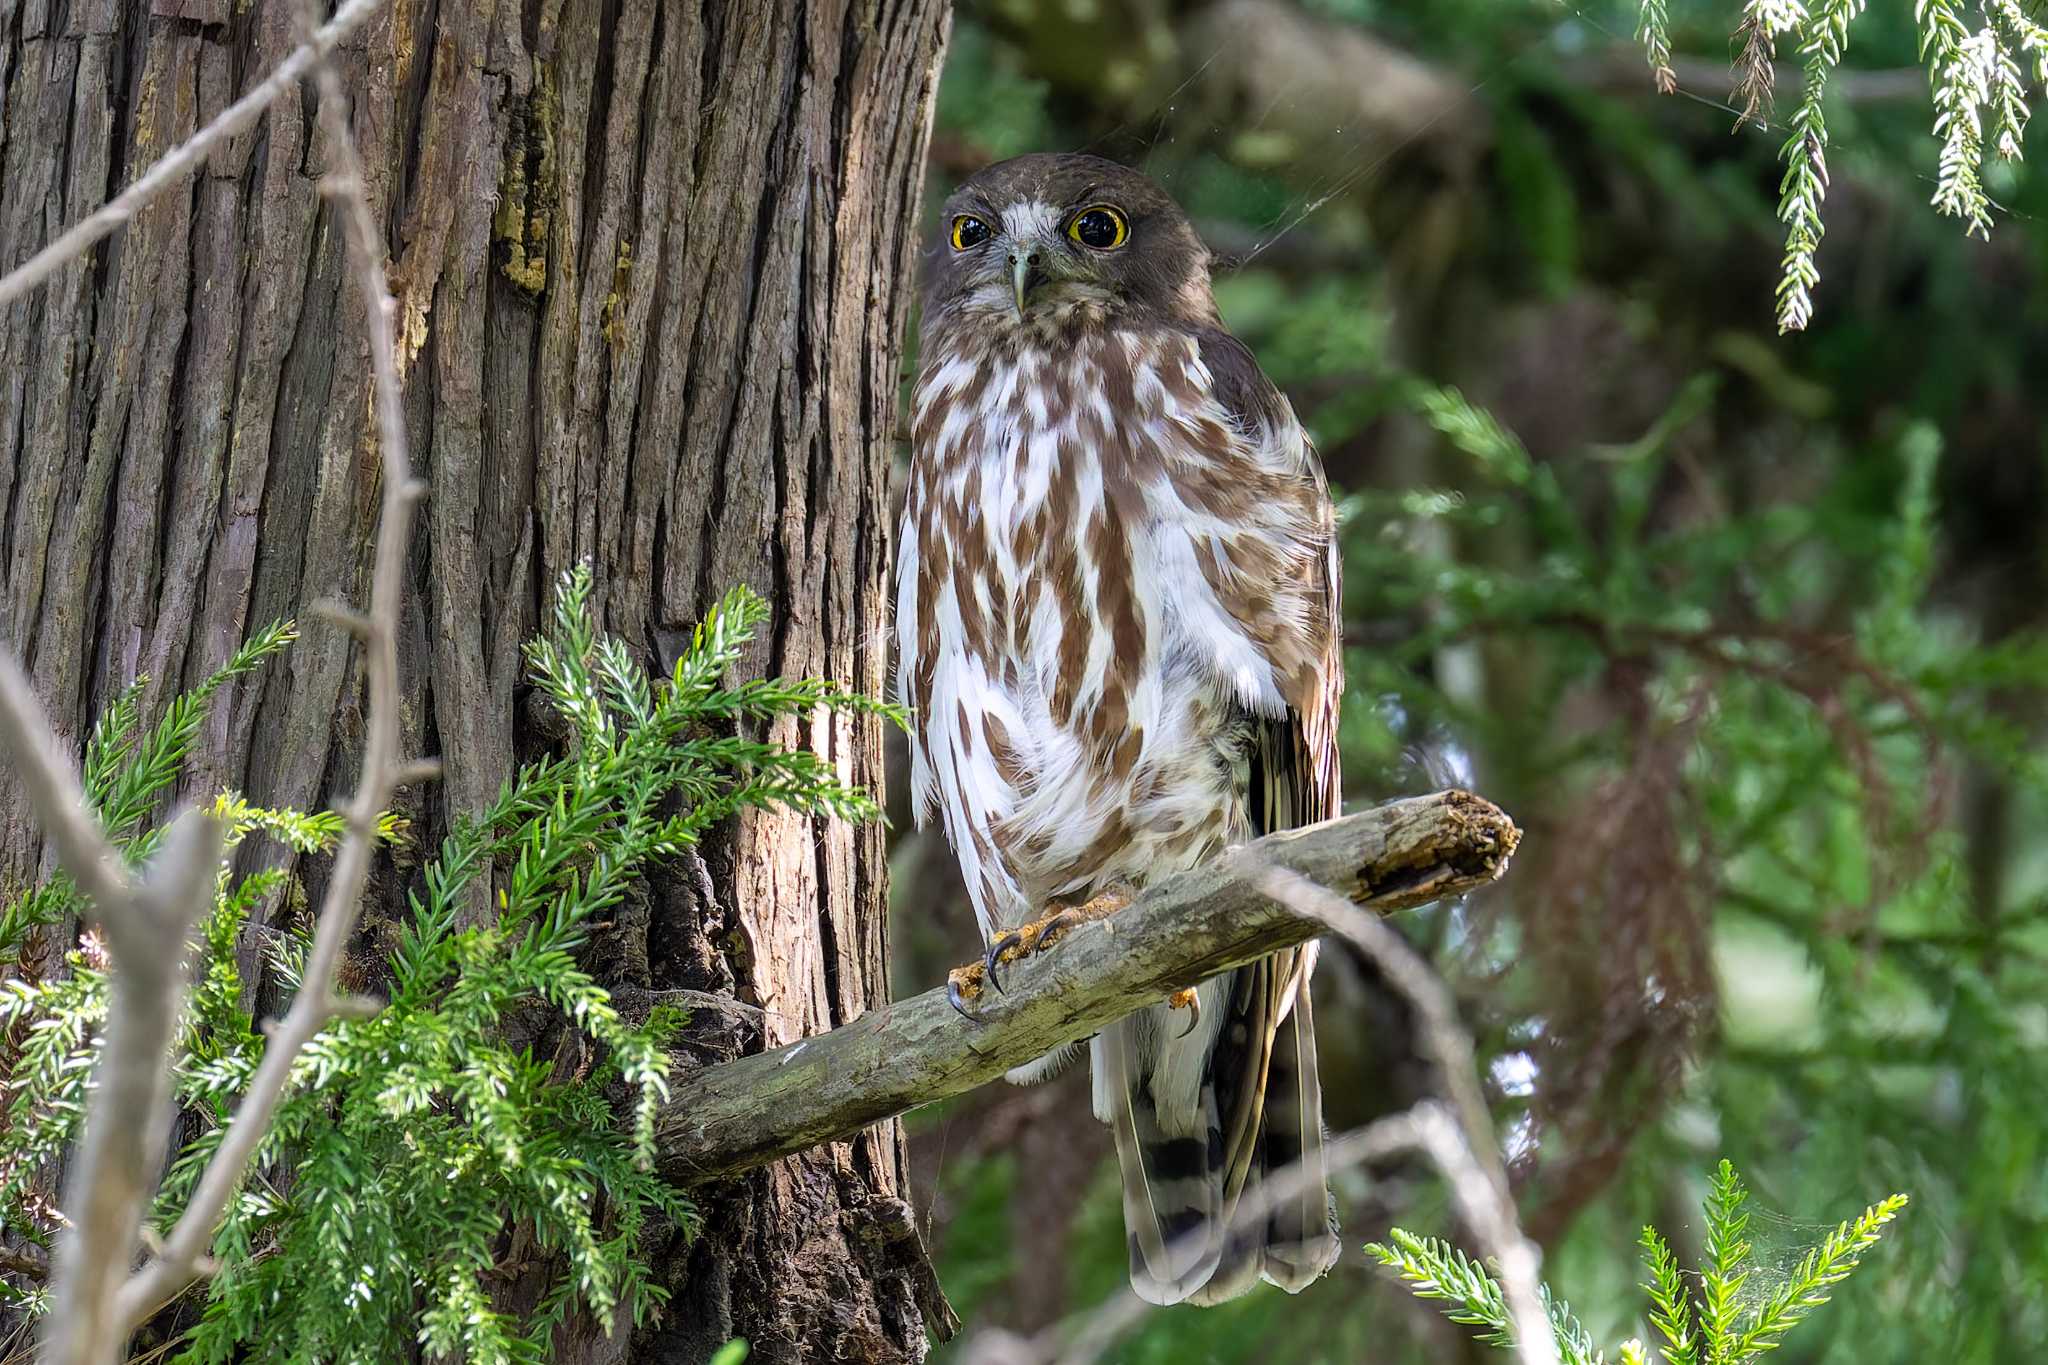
[1000,199,1063,240]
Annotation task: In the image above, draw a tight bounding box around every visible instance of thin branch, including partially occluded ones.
[1405,1103,1559,1365]
[1247,862,1557,1365]
[653,790,1520,1183]
[1570,51,1926,106]
[40,814,223,1365]
[1020,1108,1441,1365]
[0,0,385,312]
[0,414,234,1365]
[1003,1104,1557,1365]
[113,2,423,1329]
[0,658,131,916]
[1247,862,1505,1187]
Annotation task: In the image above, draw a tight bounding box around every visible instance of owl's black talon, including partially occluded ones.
[984,931,1024,994]
[1028,909,1077,952]
[947,978,980,1021]
[1169,986,1201,1039]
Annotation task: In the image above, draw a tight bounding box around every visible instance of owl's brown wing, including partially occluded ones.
[1191,328,1344,1301]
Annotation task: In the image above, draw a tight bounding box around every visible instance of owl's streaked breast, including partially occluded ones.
[896,321,1325,941]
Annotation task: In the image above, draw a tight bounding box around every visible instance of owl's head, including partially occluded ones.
[922,154,1215,329]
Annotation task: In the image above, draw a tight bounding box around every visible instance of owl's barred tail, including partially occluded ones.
[1186,962,1341,1305]
[1098,1017,1227,1304]
[1096,964,1340,1307]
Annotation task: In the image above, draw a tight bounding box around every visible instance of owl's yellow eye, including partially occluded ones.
[950,216,992,251]
[1068,206,1128,250]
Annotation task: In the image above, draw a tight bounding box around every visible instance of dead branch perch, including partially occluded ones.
[655,789,1518,1184]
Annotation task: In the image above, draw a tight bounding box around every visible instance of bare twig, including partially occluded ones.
[112,2,421,1329]
[1245,862,1509,1206]
[966,1099,1550,1365]
[1245,863,1558,1365]
[0,0,385,312]
[1405,1103,1556,1362]
[0,550,235,1365]
[34,812,223,1365]
[1027,1109,1436,1365]
[0,661,132,914]
[1569,50,1925,106]
[7,0,419,1338]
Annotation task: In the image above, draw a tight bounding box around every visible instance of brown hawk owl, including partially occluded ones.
[896,154,1342,1305]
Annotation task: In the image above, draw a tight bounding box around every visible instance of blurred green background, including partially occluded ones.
[885,1,2048,1360]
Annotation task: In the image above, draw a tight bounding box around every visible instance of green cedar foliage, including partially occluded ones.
[1366,1159,1906,1364]
[1631,0,2048,330]
[0,565,895,1361]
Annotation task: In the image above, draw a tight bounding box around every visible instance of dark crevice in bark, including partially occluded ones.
[150,267,200,629]
[80,388,129,721]
[92,27,138,304]
[572,0,618,287]
[696,1,726,129]
[394,0,444,238]
[630,1,662,236]
[0,363,26,576]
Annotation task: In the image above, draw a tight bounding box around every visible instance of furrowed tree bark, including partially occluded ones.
[0,1,951,1360]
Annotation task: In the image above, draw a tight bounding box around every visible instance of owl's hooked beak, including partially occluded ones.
[1006,245,1050,318]
[1008,251,1033,318]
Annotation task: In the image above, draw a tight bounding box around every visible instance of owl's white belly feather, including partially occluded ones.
[897,327,1315,942]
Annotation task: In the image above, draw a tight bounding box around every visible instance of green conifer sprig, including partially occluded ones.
[0,621,298,962]
[1990,0,2048,81]
[1366,1161,1904,1365]
[1365,1228,1606,1365]
[1773,0,1863,332]
[1636,0,2039,328]
[1700,1159,1754,1355]
[1639,1227,1700,1365]
[1729,1192,1909,1358]
[1636,0,1679,92]
[1919,0,1997,236]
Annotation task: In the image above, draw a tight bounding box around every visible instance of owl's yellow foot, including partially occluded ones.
[946,962,990,1020]
[1167,986,1201,1039]
[962,888,1134,1009]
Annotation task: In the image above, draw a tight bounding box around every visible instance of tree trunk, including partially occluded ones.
[0,0,951,1359]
